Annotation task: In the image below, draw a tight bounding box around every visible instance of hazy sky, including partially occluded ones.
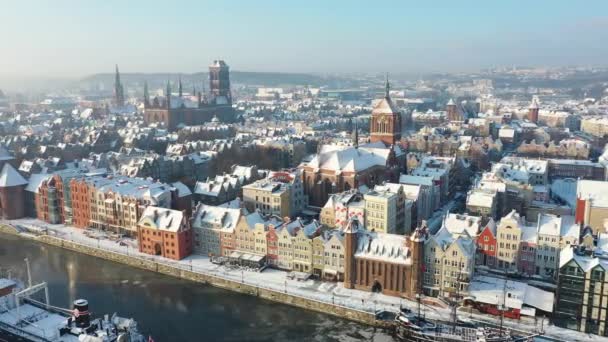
[2,0,608,77]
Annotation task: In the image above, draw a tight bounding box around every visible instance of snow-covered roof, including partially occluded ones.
[430,226,476,257]
[0,163,28,187]
[354,230,411,265]
[469,275,554,312]
[372,96,398,115]
[25,173,50,193]
[520,224,537,244]
[399,174,434,187]
[559,215,579,239]
[537,213,562,236]
[138,206,184,232]
[192,204,241,232]
[244,211,266,229]
[170,181,192,198]
[303,144,396,173]
[466,190,495,208]
[443,213,482,236]
[577,179,608,208]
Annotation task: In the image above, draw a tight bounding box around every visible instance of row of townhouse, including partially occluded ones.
[190,202,428,298]
[92,186,427,299]
[423,213,480,297]
[191,203,332,275]
[35,170,191,236]
[476,210,579,279]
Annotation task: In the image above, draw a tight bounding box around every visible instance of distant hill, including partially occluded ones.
[79,71,341,91]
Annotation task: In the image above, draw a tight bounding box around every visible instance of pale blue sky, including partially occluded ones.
[1,0,607,77]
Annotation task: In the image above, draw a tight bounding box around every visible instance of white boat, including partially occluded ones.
[0,260,147,342]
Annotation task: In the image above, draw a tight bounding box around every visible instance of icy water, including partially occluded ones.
[0,233,393,342]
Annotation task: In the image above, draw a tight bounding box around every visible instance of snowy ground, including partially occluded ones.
[3,218,605,342]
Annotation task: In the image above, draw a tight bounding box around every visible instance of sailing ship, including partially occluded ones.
[0,259,147,342]
[389,274,541,341]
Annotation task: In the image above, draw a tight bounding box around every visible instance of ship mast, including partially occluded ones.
[499,277,507,336]
[451,268,465,334]
[25,258,32,287]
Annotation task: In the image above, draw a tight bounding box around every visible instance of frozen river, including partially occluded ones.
[0,232,394,341]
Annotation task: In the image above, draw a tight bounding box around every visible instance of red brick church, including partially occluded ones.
[299,76,405,206]
[370,76,402,146]
[143,60,235,130]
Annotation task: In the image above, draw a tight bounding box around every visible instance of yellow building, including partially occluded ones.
[323,230,345,281]
[364,189,397,233]
[496,210,524,271]
[312,235,326,277]
[423,226,476,297]
[243,180,291,218]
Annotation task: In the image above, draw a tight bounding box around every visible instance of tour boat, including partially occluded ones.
[0,260,147,342]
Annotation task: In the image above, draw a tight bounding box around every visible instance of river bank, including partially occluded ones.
[0,230,395,342]
[0,223,381,328]
[1,221,600,342]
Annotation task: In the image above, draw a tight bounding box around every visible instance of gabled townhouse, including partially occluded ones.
[476,218,497,267]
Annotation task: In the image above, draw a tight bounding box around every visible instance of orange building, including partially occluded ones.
[137,206,192,260]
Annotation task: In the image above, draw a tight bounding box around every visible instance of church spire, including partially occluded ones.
[178,75,183,97]
[166,79,171,109]
[143,81,149,107]
[114,64,125,107]
[352,118,359,148]
[384,72,390,98]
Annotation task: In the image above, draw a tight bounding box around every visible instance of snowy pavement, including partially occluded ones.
[3,218,604,341]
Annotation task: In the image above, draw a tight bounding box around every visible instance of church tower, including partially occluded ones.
[165,80,171,109]
[352,118,359,148]
[143,81,149,107]
[343,217,360,289]
[446,98,461,121]
[528,96,539,123]
[209,60,232,105]
[370,74,401,146]
[113,64,125,107]
[178,75,183,98]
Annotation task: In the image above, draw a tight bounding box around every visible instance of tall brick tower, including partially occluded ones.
[407,221,427,298]
[370,74,401,146]
[528,97,539,123]
[446,98,456,119]
[209,60,232,105]
[343,217,360,289]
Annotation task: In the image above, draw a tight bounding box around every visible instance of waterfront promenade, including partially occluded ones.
[0,218,600,341]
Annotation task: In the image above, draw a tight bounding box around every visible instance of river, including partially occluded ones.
[0,233,393,342]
